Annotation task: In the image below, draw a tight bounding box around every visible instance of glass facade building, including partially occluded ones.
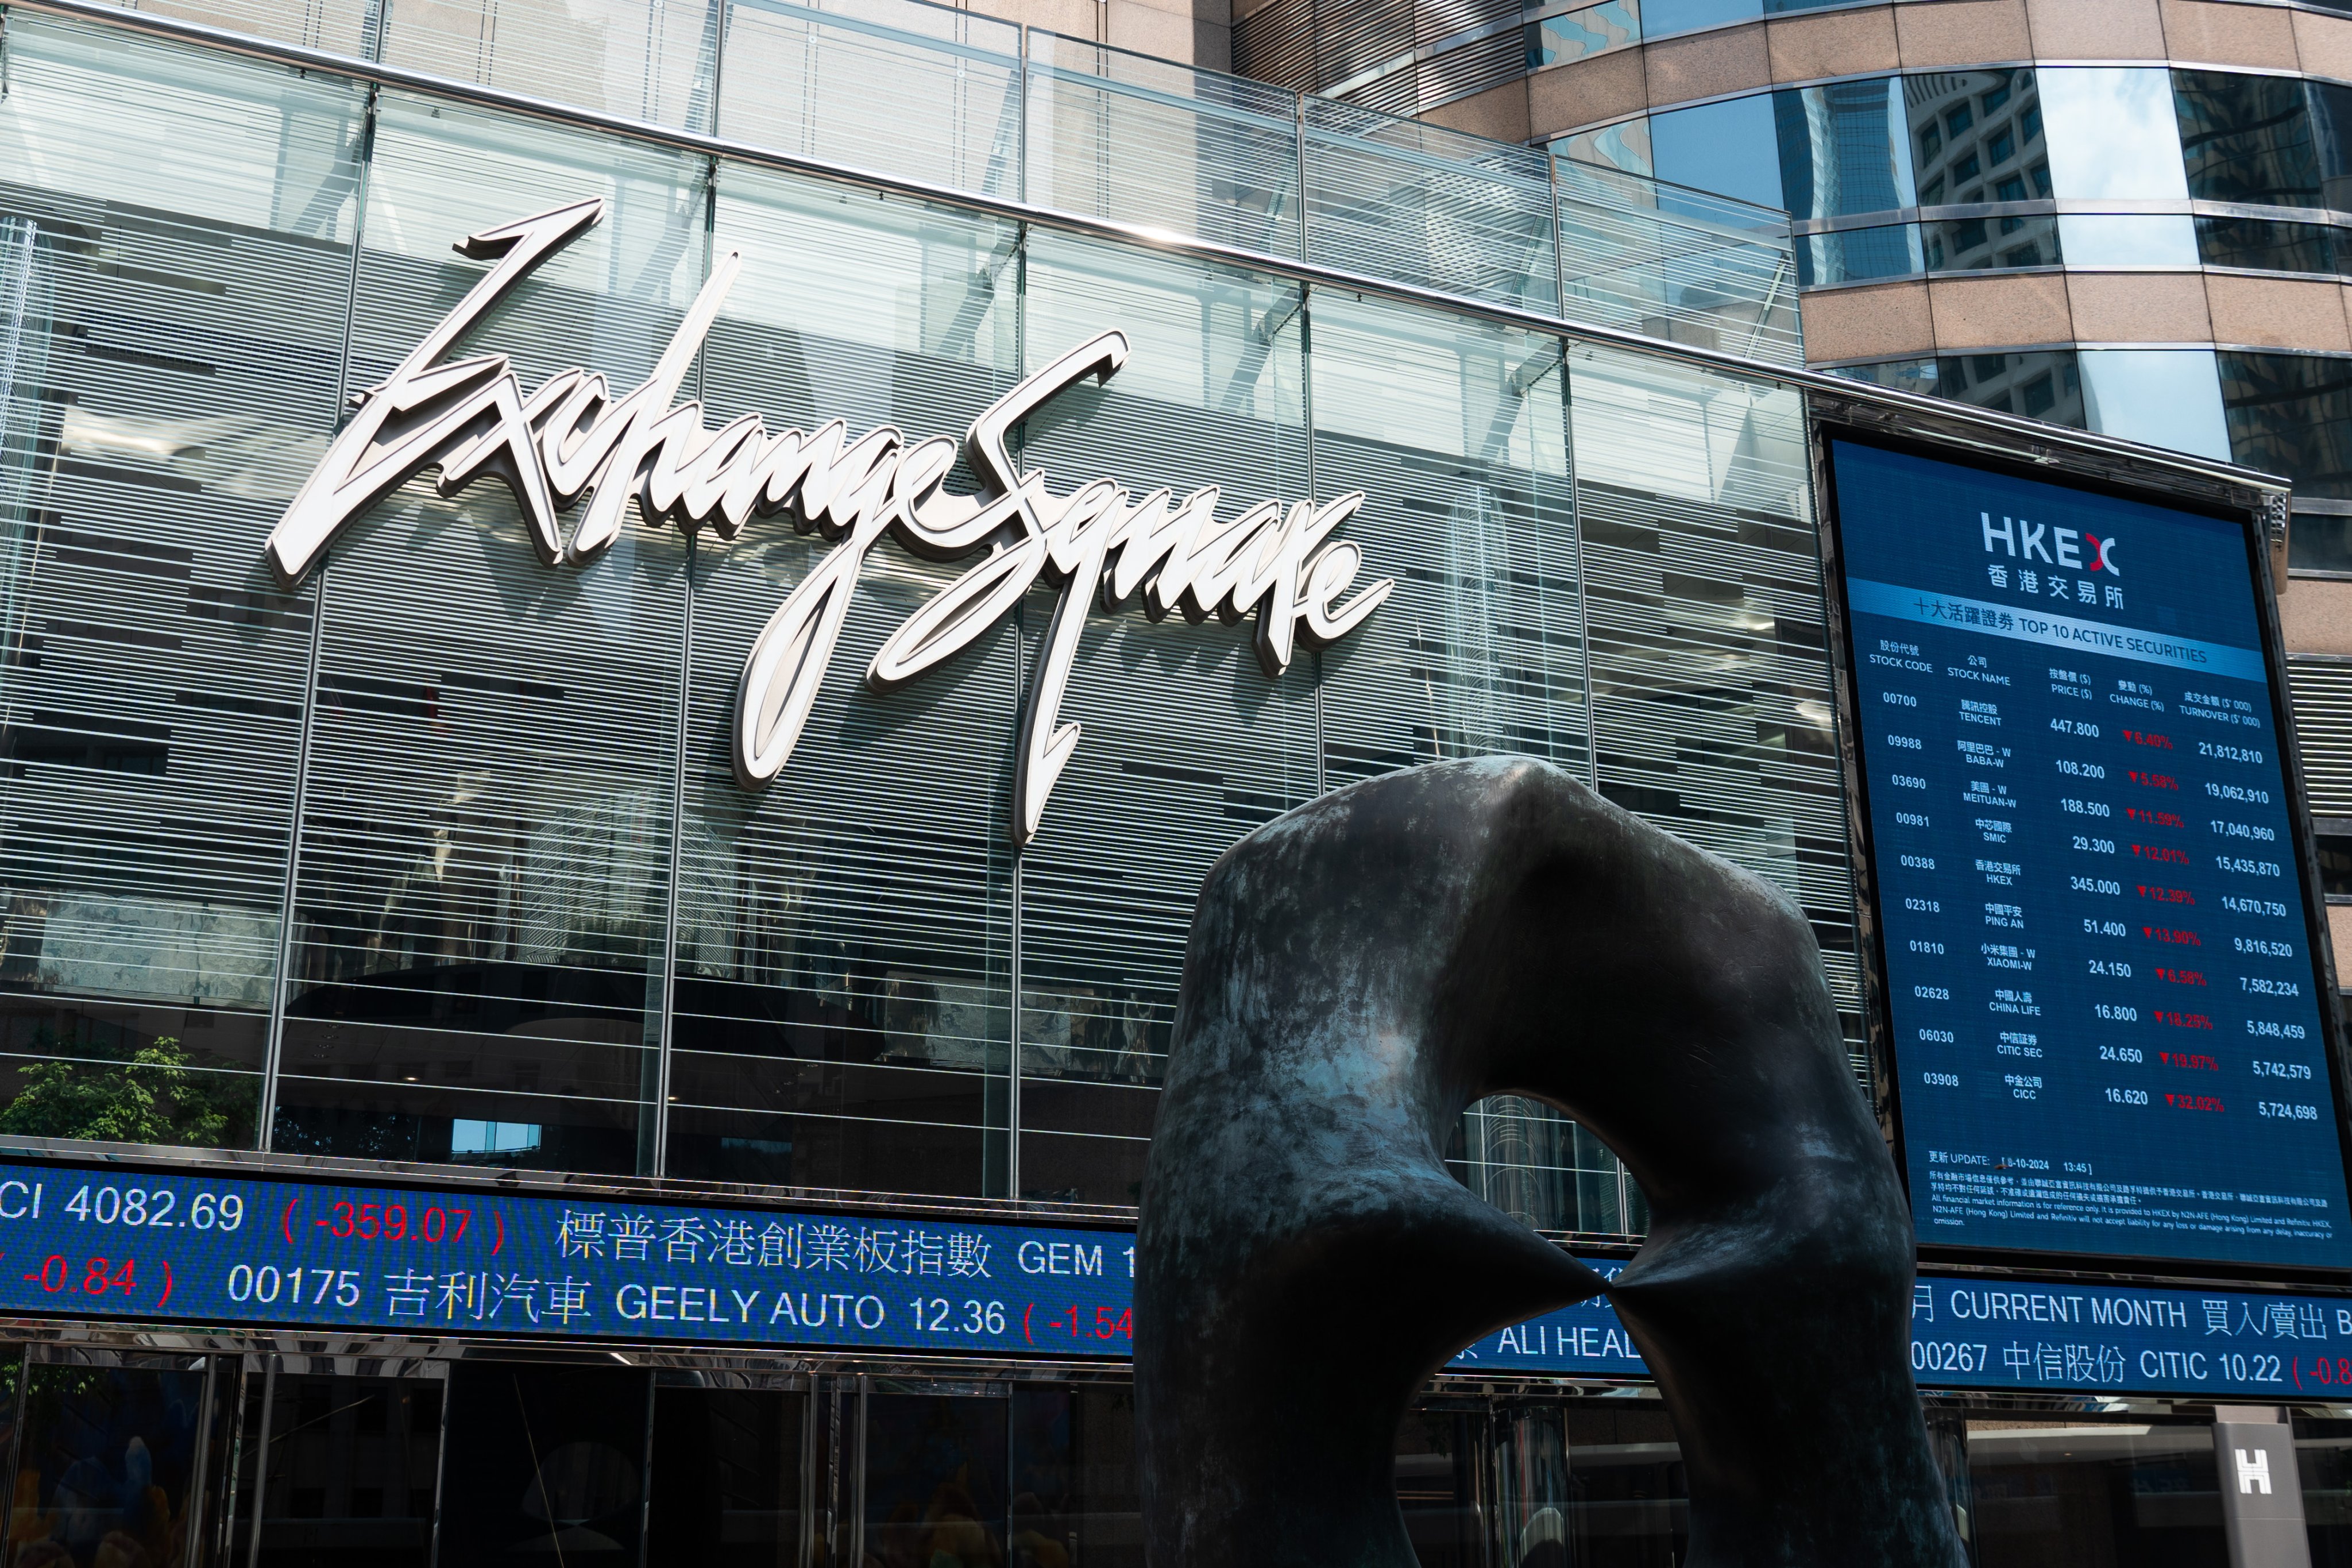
[1242,0,2352,586]
[0,0,1823,1213]
[0,0,2342,1562]
[1533,35,2352,578]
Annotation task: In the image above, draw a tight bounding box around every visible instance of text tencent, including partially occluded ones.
[265,199,1392,843]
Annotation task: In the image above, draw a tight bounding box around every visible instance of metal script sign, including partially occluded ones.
[265,198,1392,842]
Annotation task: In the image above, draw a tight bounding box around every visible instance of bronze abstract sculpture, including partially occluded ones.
[1135,756,1964,1567]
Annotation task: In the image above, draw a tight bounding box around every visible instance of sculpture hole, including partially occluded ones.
[1447,1096,1648,1239]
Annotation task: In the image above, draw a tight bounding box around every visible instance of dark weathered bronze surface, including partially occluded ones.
[1135,755,1963,1568]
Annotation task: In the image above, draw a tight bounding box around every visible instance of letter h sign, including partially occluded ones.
[2215,1422,2309,1567]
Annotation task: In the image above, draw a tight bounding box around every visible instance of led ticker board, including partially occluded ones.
[0,1163,1138,1357]
[0,1158,2346,1398]
[1477,1266,2352,1400]
[1825,437,2352,1269]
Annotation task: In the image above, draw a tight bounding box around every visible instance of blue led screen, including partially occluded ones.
[0,1158,2347,1397]
[1829,438,2352,1268]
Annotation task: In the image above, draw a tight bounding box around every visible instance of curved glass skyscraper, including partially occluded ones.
[1233,0,2352,569]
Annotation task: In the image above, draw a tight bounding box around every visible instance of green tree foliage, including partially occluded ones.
[0,1036,233,1147]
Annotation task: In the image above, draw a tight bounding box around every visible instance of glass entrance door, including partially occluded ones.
[861,1384,1007,1568]
[224,1361,443,1568]
[6,1350,213,1568]
[438,1362,651,1568]
[646,1378,808,1567]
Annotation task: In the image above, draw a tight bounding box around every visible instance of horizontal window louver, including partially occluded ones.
[2290,657,2352,817]
[673,163,1024,1200]
[1230,0,1318,94]
[273,93,707,1174]
[0,21,365,1150]
[1568,343,1860,1016]
[1314,0,1415,87]
[1413,29,1527,113]
[0,14,1861,1235]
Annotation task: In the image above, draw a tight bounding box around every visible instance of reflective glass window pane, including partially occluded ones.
[1826,358,1940,397]
[1905,69,2044,210]
[2295,1412,2352,1554]
[1795,223,1924,287]
[1641,0,1757,32]
[380,0,716,133]
[2040,67,2190,200]
[1554,156,1803,370]
[1496,1405,1571,1568]
[1304,102,1562,316]
[273,97,700,1174]
[1560,1403,1687,1561]
[1569,346,1861,1015]
[2175,69,2322,207]
[10,1357,210,1568]
[2195,214,2338,275]
[1649,95,1784,211]
[1026,36,1303,261]
[1395,1405,1493,1567]
[2054,213,2199,268]
[1011,1386,1140,1568]
[1923,211,2060,273]
[1993,214,2059,269]
[2219,350,2352,500]
[1310,295,1584,789]
[1772,78,1916,221]
[1013,231,1319,1205]
[2288,515,2352,576]
[0,18,366,1151]
[2314,80,2352,213]
[1450,1099,1640,1234]
[2079,348,2229,460]
[1532,1,1639,68]
[864,1390,1006,1567]
[1556,119,1655,180]
[1308,296,1600,1226]
[111,0,372,58]
[670,165,1020,1198]
[234,1373,442,1568]
[1964,1420,2223,1560]
[716,0,1022,199]
[441,1363,648,1568]
[646,1384,804,1564]
[1934,350,2083,427]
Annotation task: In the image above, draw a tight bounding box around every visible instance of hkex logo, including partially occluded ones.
[1981,511,2122,575]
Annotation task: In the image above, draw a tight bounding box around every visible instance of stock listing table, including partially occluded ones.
[1830,439,2352,1269]
[0,1158,2343,1398]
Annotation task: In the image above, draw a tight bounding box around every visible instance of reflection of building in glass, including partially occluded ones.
[1938,350,2084,427]
[0,0,2339,1561]
[1905,70,2057,273]
[1308,2,2352,573]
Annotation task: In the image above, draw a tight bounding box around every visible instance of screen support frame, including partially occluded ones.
[1802,397,2350,1284]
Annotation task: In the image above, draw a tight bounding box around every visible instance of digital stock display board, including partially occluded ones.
[0,1157,2349,1398]
[1826,437,2352,1270]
